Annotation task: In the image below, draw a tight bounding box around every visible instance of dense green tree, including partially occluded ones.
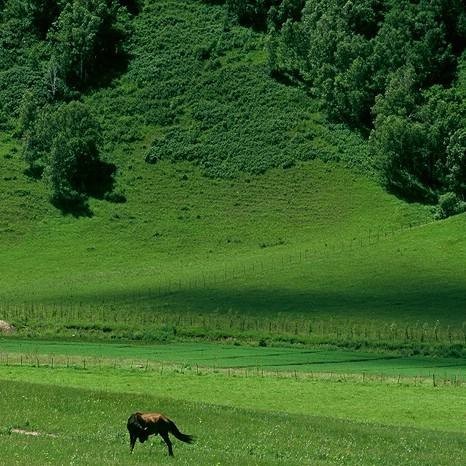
[435,191,466,219]
[0,0,59,44]
[45,101,102,203]
[267,0,304,30]
[48,0,130,87]
[370,67,465,201]
[21,100,105,205]
[371,114,431,200]
[269,0,465,202]
[446,129,466,196]
[49,0,103,85]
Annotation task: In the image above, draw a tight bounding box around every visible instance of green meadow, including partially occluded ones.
[0,0,465,464]
[2,339,466,379]
[0,368,465,465]
[1,140,465,348]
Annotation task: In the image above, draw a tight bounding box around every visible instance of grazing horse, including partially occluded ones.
[127,412,194,456]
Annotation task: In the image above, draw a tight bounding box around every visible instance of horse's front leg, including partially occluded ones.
[160,432,174,456]
[129,432,137,453]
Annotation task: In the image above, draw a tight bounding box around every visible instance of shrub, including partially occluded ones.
[435,192,466,219]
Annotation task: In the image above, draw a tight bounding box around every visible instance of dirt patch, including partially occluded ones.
[0,320,15,334]
[11,428,57,438]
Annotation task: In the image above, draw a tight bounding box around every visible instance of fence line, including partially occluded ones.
[0,300,465,347]
[0,218,435,305]
[1,306,465,344]
[1,218,462,347]
[0,352,463,388]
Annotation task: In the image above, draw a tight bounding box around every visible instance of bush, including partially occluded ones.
[435,192,466,219]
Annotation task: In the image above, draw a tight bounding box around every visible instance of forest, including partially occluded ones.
[0,0,465,214]
[227,0,466,208]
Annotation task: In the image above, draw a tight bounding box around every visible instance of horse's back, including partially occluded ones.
[139,412,170,424]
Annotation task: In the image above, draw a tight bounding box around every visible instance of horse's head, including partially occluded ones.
[127,413,148,452]
[138,429,149,443]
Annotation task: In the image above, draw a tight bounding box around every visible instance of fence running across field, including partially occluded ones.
[1,217,434,304]
[1,300,466,347]
[0,352,463,388]
[1,218,464,347]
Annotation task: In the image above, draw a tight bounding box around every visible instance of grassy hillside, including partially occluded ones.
[0,0,464,349]
[0,133,432,301]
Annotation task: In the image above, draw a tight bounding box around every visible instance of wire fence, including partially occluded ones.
[1,218,463,348]
[1,300,466,347]
[0,352,463,388]
[0,217,435,305]
[127,218,435,299]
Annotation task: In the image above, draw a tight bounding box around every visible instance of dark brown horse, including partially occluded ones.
[127,412,194,456]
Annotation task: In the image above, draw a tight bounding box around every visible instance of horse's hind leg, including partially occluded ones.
[160,431,174,456]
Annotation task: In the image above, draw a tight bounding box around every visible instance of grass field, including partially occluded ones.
[1,339,466,379]
[0,133,432,303]
[1,213,465,351]
[5,130,465,350]
[1,133,465,338]
[1,368,465,465]
[0,0,464,349]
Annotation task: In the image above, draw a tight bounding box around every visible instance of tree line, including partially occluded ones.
[224,0,465,214]
[0,0,137,211]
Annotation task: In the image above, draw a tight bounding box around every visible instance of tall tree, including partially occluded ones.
[49,0,102,84]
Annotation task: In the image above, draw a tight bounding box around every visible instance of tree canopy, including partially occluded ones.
[266,0,465,202]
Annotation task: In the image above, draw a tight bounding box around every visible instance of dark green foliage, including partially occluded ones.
[370,69,465,201]
[46,102,102,203]
[0,0,134,209]
[1,0,463,207]
[226,0,304,30]
[119,1,368,178]
[270,0,385,126]
[20,100,116,211]
[0,0,133,113]
[227,0,276,29]
[269,0,466,203]
[435,192,466,219]
[446,128,466,195]
[0,0,59,39]
[48,0,131,89]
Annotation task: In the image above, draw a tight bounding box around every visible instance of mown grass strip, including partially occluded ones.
[1,339,466,380]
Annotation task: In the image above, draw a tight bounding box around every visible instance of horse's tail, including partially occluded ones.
[168,420,194,444]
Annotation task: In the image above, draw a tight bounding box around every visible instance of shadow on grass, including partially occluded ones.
[53,281,466,324]
[51,160,125,217]
[51,196,94,218]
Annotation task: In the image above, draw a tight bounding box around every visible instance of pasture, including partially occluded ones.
[0,367,465,465]
[1,127,465,351]
[1,339,466,380]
